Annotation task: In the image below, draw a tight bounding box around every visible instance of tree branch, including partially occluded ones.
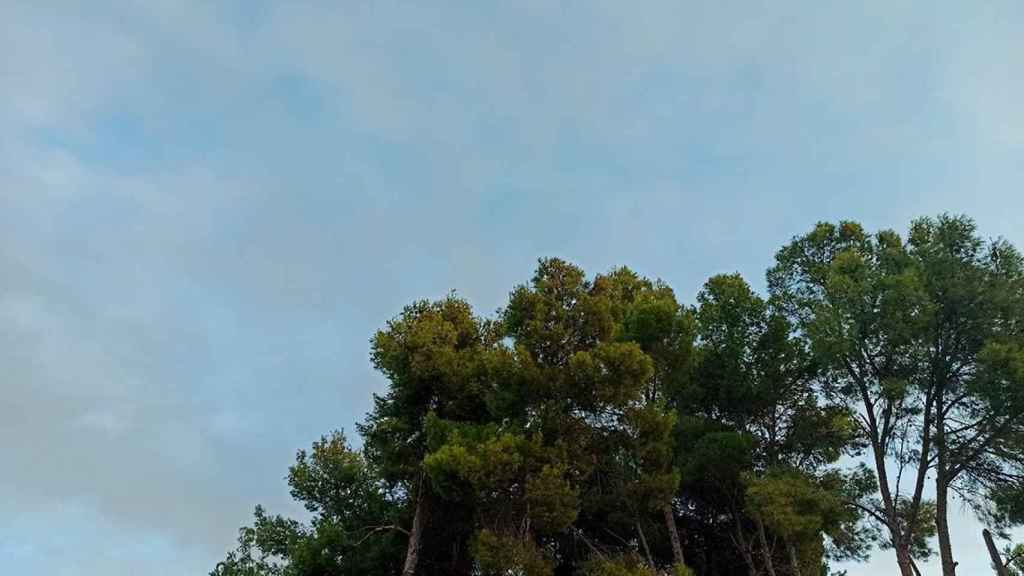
[355,524,410,547]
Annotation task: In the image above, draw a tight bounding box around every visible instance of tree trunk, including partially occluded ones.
[402,483,431,576]
[786,540,802,576]
[934,387,957,576]
[895,547,916,576]
[936,474,957,576]
[754,516,777,576]
[734,518,761,576]
[855,377,917,576]
[663,502,686,568]
[872,444,916,576]
[637,521,655,570]
[983,529,1010,576]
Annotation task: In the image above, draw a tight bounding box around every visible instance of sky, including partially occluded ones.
[1,1,1023,574]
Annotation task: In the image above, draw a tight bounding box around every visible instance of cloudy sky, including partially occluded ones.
[2,1,1023,574]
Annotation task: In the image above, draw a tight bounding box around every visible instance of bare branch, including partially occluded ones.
[355,524,409,547]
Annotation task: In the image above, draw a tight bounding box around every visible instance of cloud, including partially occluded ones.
[1,1,1023,575]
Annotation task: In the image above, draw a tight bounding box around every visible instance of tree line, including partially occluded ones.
[212,215,1024,576]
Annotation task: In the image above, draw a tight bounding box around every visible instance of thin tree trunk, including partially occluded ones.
[402,480,431,576]
[852,370,917,576]
[734,518,761,576]
[936,471,957,575]
[983,529,1010,576]
[786,540,802,576]
[754,516,777,576]
[889,546,917,576]
[663,502,686,568]
[637,521,655,570]
[576,527,607,561]
[893,547,918,576]
[935,392,957,576]
[869,430,916,576]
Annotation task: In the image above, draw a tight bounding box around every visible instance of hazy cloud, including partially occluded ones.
[2,1,1022,574]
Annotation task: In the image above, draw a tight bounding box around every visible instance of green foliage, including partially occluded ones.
[989,482,1024,529]
[671,564,697,576]
[681,430,754,488]
[288,431,382,519]
[211,508,287,576]
[744,467,876,569]
[1005,542,1024,576]
[213,228,1024,575]
[472,530,554,576]
[214,258,870,576]
[768,214,1024,574]
[694,273,856,470]
[504,260,689,546]
[884,499,937,560]
[360,295,499,486]
[618,405,680,511]
[504,258,614,367]
[746,471,840,539]
[579,555,657,576]
[814,465,880,561]
[526,464,580,534]
[422,415,581,536]
[567,342,654,409]
[211,433,404,576]
[423,420,529,499]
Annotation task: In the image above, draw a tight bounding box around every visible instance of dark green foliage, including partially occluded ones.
[679,273,871,574]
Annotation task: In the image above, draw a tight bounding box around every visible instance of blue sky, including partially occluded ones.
[1,1,1023,574]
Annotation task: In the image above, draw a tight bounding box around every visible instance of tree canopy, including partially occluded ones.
[213,214,1024,576]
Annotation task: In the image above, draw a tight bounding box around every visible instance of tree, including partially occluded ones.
[503,259,672,572]
[768,215,1024,576]
[592,267,696,572]
[769,221,937,576]
[359,295,503,575]
[745,469,872,576]
[691,274,867,576]
[906,216,1024,576]
[212,230,1023,575]
[211,431,405,576]
[423,417,576,576]
[1003,542,1024,576]
[676,422,758,575]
